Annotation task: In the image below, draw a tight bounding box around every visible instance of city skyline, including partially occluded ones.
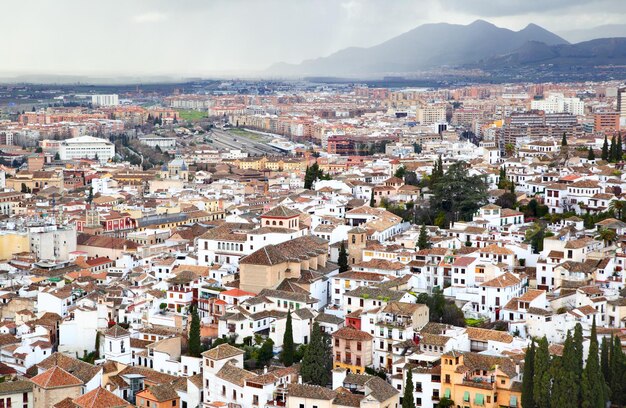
[2,0,626,78]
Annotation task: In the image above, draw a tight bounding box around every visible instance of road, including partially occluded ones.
[206,129,286,156]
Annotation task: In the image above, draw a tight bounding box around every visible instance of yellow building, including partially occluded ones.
[440,351,522,408]
[6,170,64,192]
[0,231,29,261]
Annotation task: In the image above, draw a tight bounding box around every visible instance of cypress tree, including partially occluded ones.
[587,146,595,161]
[610,335,625,405]
[338,242,349,272]
[304,165,313,189]
[533,336,552,408]
[618,133,623,161]
[417,224,431,250]
[552,331,578,408]
[369,189,375,207]
[561,132,568,146]
[301,322,331,386]
[601,336,610,384]
[573,323,584,380]
[582,317,607,408]
[188,305,201,357]
[498,166,507,189]
[521,340,536,408]
[281,311,295,367]
[601,135,609,161]
[402,368,415,408]
[610,135,617,162]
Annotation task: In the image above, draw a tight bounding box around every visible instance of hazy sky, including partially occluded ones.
[2,0,625,77]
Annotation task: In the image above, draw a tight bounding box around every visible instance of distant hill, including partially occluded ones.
[559,24,626,43]
[483,38,626,68]
[268,20,569,77]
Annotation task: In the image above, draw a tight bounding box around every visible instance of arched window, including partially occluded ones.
[272,221,276,226]
[352,235,356,244]
[279,221,283,226]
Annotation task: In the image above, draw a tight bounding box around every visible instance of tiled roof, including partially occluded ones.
[481,272,521,288]
[73,386,132,408]
[332,326,373,341]
[286,383,336,400]
[104,324,129,338]
[37,353,101,384]
[30,366,83,389]
[201,344,245,360]
[262,205,301,218]
[215,363,256,387]
[240,235,327,266]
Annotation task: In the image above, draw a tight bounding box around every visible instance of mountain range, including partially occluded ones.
[268,20,626,78]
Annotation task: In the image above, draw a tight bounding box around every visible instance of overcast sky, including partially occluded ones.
[1,0,625,77]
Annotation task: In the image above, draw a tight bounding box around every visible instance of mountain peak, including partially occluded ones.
[469,19,495,27]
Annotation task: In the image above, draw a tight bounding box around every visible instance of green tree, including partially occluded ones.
[609,200,626,219]
[395,166,406,179]
[596,228,617,246]
[610,334,625,405]
[610,135,617,162]
[301,322,331,386]
[417,224,431,250]
[618,133,624,161]
[495,192,517,209]
[338,242,349,272]
[533,336,551,408]
[429,161,488,228]
[522,340,536,408]
[602,135,609,161]
[573,323,584,404]
[402,368,415,408]
[561,132,568,146]
[369,189,375,207]
[257,338,274,366]
[87,186,93,204]
[304,165,314,190]
[581,317,608,408]
[188,305,201,357]
[551,331,579,408]
[54,152,60,160]
[498,166,507,189]
[281,311,295,367]
[587,146,596,160]
[601,336,610,384]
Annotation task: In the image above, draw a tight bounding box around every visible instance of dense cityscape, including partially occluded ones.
[2,2,626,408]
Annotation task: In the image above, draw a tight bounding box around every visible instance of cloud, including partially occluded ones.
[132,12,167,23]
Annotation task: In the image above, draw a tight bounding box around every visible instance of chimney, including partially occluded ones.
[298,375,302,384]
[264,365,268,374]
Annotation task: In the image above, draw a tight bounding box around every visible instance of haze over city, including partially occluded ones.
[3,0,626,78]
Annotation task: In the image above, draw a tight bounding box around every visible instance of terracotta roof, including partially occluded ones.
[73,386,132,408]
[215,363,256,387]
[465,327,513,343]
[286,383,336,400]
[332,326,373,341]
[31,366,83,389]
[104,324,129,338]
[262,205,301,218]
[37,353,101,384]
[138,383,179,402]
[201,344,245,360]
[481,272,521,288]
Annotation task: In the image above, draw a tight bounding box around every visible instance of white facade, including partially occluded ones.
[58,136,115,163]
[91,94,119,106]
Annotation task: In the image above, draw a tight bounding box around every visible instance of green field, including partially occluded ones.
[228,128,266,141]
[177,110,207,121]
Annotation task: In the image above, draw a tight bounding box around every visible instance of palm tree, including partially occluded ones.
[609,200,626,220]
[596,228,617,246]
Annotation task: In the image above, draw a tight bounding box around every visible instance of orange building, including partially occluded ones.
[136,384,180,408]
[594,112,620,133]
[440,351,522,408]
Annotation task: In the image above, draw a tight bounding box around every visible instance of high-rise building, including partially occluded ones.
[530,93,585,115]
[91,94,119,107]
[618,88,626,118]
[416,103,446,125]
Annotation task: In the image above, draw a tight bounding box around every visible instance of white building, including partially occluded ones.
[138,136,177,150]
[91,94,119,107]
[58,136,115,163]
[530,93,585,116]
